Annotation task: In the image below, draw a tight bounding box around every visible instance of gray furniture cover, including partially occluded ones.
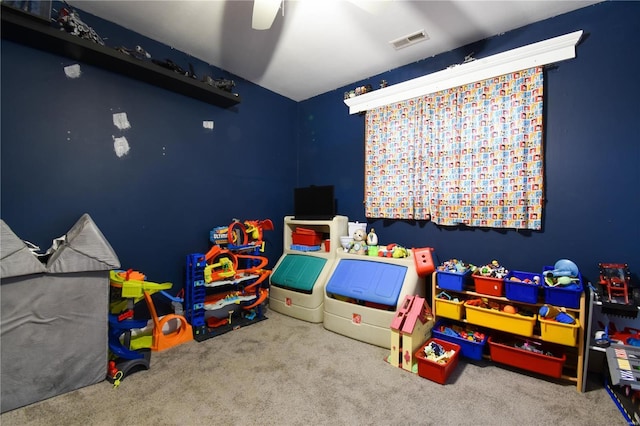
[1,214,120,412]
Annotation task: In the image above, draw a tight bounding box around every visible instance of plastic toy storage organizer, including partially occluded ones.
[269,216,348,323]
[431,268,586,391]
[323,250,425,348]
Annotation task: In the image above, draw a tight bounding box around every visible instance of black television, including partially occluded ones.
[294,185,336,220]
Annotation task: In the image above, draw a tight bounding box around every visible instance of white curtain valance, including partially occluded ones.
[344,30,582,115]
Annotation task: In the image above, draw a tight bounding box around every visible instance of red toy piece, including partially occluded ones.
[107,360,119,378]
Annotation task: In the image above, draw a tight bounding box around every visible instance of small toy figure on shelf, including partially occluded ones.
[57,2,105,45]
[390,245,409,258]
[202,75,236,93]
[366,228,378,256]
[115,45,152,61]
[366,228,378,246]
[344,84,374,99]
[374,243,409,258]
[349,228,367,255]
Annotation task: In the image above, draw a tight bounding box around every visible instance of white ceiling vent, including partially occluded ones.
[389,29,429,50]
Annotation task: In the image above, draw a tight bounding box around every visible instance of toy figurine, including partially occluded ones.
[349,229,367,255]
[478,260,508,278]
[378,243,409,258]
[366,228,378,246]
[391,245,409,258]
[57,2,105,45]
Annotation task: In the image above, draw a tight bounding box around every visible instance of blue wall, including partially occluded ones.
[1,4,296,289]
[297,1,640,284]
[2,1,638,291]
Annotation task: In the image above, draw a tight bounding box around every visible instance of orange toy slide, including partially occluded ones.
[143,291,193,351]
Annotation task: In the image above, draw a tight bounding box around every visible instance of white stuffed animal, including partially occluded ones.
[349,228,367,255]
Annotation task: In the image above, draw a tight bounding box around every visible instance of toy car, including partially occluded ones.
[598,263,640,317]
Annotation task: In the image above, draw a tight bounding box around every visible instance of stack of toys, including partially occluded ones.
[435,323,485,344]
[476,260,509,279]
[437,258,473,274]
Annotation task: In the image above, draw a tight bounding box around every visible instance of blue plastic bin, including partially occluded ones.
[432,320,487,361]
[436,270,471,292]
[505,271,542,304]
[542,266,583,309]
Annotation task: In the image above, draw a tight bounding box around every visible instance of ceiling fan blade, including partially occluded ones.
[252,0,282,30]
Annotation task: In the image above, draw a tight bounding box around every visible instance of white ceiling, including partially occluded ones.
[66,0,601,102]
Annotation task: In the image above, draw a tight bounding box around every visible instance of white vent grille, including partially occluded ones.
[389,30,429,50]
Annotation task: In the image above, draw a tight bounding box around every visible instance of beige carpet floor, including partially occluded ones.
[0,309,628,426]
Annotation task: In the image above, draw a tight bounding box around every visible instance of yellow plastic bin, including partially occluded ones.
[464,303,536,337]
[539,317,580,346]
[434,298,465,321]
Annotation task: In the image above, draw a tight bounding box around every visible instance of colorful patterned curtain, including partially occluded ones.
[364,98,427,220]
[365,67,544,230]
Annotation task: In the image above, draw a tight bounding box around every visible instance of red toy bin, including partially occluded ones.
[505,271,542,304]
[472,273,504,297]
[414,338,460,385]
[488,335,566,379]
[291,227,322,246]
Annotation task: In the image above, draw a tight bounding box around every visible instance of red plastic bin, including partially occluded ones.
[292,227,322,246]
[488,336,566,378]
[414,338,460,385]
[473,273,504,297]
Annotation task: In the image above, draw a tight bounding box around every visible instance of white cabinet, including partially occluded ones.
[269,216,348,323]
[281,215,348,257]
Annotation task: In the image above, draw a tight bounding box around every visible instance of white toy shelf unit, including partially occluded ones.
[323,249,430,348]
[269,215,348,323]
